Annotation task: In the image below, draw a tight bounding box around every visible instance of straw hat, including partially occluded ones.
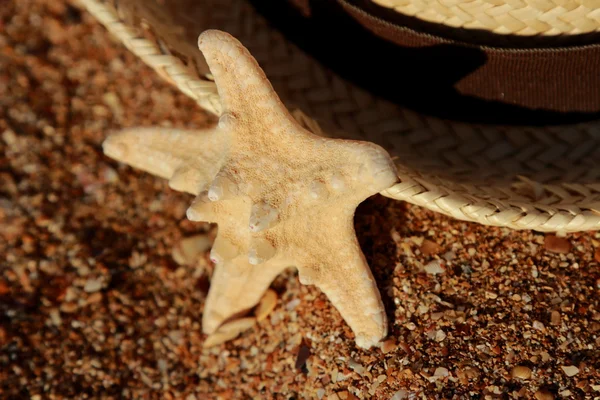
[364,0,600,35]
[80,0,600,232]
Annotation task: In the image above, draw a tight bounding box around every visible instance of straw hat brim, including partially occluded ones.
[80,0,600,232]
[364,0,600,36]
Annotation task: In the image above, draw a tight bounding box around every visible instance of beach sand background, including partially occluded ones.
[1,1,599,398]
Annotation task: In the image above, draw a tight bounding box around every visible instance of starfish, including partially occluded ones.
[103,30,398,348]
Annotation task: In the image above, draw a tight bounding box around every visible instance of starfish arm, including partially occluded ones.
[202,257,288,334]
[197,30,295,131]
[308,258,387,349]
[103,127,229,195]
[295,215,388,349]
[186,195,285,334]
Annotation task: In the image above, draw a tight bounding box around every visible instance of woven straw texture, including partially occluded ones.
[370,0,600,35]
[78,0,600,232]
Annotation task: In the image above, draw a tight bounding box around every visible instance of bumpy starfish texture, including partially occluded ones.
[103,30,398,348]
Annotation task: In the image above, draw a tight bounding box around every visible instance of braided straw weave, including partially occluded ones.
[78,0,600,232]
[370,0,600,35]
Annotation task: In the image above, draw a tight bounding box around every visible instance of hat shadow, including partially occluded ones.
[250,0,600,189]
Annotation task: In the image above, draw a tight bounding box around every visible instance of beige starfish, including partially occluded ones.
[103,30,398,348]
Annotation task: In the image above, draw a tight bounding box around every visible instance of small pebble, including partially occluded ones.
[424,259,444,275]
[560,365,579,377]
[550,311,561,325]
[420,239,440,256]
[168,330,184,345]
[295,340,311,370]
[83,278,103,293]
[435,330,447,342]
[380,339,397,354]
[348,359,365,376]
[172,234,212,265]
[49,309,62,326]
[102,92,123,119]
[410,236,424,246]
[316,389,325,400]
[203,317,256,348]
[534,390,554,400]
[390,390,409,400]
[255,289,277,321]
[511,366,532,380]
[405,322,416,330]
[59,303,78,313]
[544,235,571,254]
[286,298,301,311]
[532,321,545,331]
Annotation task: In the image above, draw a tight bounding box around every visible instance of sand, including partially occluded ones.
[1,1,599,398]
